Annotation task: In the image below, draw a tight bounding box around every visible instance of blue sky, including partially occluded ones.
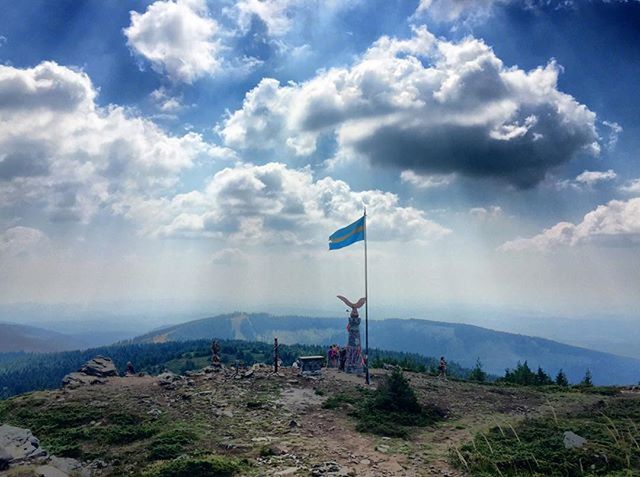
[0,0,639,319]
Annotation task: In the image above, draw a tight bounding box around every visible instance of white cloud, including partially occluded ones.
[0,226,48,258]
[400,170,455,189]
[602,120,622,150]
[124,0,221,83]
[499,197,640,251]
[143,162,451,244]
[220,26,599,188]
[227,0,355,38]
[231,0,296,37]
[0,61,215,223]
[415,0,506,22]
[575,169,617,187]
[620,178,640,194]
[469,206,503,221]
[150,87,184,113]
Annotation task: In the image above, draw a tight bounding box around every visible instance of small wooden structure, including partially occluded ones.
[298,356,325,376]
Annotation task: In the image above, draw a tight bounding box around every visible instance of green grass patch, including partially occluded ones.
[142,455,243,477]
[148,427,199,460]
[0,396,165,458]
[451,396,640,476]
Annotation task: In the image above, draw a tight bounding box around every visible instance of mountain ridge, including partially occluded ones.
[133,312,640,385]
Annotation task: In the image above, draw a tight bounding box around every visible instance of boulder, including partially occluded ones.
[79,356,118,377]
[0,424,48,466]
[563,431,587,449]
[0,446,11,470]
[35,464,70,477]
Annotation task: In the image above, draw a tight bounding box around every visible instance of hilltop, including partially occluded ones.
[134,313,640,385]
[1,361,638,476]
[0,323,84,353]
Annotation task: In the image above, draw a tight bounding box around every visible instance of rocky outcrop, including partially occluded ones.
[0,424,92,476]
[62,356,118,388]
[0,424,47,466]
[78,356,118,377]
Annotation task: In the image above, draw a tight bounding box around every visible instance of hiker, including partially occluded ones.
[438,356,447,380]
[339,348,347,371]
[125,361,135,375]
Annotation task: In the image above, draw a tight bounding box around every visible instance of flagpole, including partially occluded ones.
[364,207,370,385]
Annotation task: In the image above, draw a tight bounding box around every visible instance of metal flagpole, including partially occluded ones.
[364,207,370,385]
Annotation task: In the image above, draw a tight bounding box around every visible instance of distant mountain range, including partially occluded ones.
[134,312,640,385]
[0,323,83,352]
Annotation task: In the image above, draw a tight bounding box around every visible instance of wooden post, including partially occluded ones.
[274,337,279,373]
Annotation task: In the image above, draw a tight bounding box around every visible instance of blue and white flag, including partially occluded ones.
[329,216,365,250]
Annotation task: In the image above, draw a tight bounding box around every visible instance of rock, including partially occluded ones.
[35,464,70,477]
[563,431,587,449]
[79,356,118,377]
[62,372,107,388]
[0,424,48,465]
[359,459,371,465]
[288,419,299,428]
[375,444,390,453]
[0,446,10,470]
[48,456,90,476]
[157,371,183,389]
[274,467,299,476]
[311,461,354,476]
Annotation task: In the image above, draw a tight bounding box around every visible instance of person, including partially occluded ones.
[438,356,447,380]
[339,348,347,371]
[125,361,135,375]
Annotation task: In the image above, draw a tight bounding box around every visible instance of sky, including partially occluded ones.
[0,0,639,320]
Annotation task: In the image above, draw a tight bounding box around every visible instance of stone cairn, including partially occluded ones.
[210,339,222,371]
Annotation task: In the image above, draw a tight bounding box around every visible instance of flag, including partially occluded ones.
[329,215,365,250]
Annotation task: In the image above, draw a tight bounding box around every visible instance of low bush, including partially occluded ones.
[142,455,242,477]
[148,428,197,460]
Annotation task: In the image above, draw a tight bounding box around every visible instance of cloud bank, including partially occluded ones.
[500,197,640,251]
[143,162,451,244]
[220,26,599,188]
[0,61,215,222]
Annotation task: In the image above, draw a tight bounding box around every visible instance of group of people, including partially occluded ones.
[326,344,448,380]
[327,344,347,371]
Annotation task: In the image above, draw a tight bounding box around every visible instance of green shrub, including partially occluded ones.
[143,455,242,477]
[148,428,197,460]
[326,370,446,438]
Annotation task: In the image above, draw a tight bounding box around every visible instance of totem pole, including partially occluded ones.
[337,295,366,374]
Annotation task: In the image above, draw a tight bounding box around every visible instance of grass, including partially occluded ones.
[451,396,640,476]
[141,455,244,477]
[148,427,199,460]
[0,395,165,459]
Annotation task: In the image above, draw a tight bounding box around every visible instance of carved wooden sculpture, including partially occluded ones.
[337,295,366,374]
